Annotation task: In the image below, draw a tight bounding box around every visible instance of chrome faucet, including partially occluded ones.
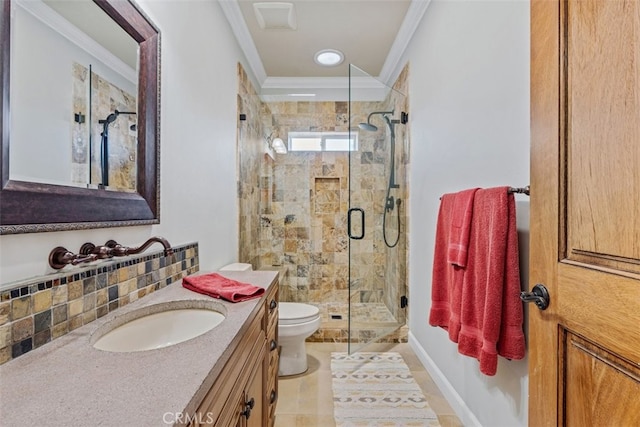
[48,237,173,269]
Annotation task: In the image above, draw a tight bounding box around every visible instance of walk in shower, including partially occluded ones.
[236,63,409,351]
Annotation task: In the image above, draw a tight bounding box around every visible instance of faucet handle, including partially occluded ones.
[79,243,95,255]
[79,242,119,259]
[49,246,97,269]
[105,240,118,249]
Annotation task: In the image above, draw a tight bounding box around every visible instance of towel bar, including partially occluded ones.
[439,186,530,200]
[508,186,530,195]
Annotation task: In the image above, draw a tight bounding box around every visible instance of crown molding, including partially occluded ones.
[378,0,431,86]
[220,0,431,95]
[218,0,267,85]
[262,77,348,89]
[261,76,389,102]
[16,0,136,84]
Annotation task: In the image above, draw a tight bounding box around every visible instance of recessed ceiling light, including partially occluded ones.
[314,49,344,67]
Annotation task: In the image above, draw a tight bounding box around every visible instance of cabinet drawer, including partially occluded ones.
[267,345,278,392]
[264,282,279,427]
[266,374,278,427]
[266,286,278,330]
[267,336,279,378]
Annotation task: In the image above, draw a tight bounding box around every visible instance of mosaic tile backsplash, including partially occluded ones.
[0,243,199,365]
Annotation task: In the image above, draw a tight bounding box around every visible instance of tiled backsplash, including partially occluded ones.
[0,243,199,365]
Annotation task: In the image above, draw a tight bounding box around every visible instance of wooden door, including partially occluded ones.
[529,0,640,425]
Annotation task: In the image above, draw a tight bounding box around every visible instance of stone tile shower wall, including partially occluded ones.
[237,64,271,268]
[259,142,351,306]
[236,63,410,343]
[0,243,199,365]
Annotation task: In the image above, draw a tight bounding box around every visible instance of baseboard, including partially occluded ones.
[408,331,482,427]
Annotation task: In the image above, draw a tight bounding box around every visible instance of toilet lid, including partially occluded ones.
[279,302,320,325]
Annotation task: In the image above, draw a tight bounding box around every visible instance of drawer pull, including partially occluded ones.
[270,339,278,352]
[269,299,277,311]
[270,390,277,404]
[241,397,255,419]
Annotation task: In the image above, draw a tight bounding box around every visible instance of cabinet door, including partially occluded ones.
[236,356,264,427]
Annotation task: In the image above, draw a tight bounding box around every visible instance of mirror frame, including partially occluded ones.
[0,0,160,234]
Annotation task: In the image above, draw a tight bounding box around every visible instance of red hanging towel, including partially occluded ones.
[456,187,525,376]
[429,193,465,343]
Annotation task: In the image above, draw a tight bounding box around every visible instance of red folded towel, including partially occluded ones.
[182,273,265,303]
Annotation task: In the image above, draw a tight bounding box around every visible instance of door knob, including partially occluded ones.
[520,284,550,310]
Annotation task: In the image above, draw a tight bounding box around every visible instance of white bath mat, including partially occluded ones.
[331,352,441,427]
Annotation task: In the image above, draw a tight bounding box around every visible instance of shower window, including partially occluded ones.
[288,131,358,152]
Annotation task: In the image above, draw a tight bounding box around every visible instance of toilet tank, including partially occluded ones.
[219,263,253,272]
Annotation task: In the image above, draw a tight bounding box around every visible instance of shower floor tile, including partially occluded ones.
[308,302,407,343]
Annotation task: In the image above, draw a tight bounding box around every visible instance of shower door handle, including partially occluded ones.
[348,208,365,240]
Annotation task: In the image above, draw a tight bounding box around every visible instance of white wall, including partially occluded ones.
[405,1,530,426]
[0,0,247,286]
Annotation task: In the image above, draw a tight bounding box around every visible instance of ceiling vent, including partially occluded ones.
[253,2,297,30]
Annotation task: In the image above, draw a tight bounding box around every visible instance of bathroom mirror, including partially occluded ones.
[0,0,160,234]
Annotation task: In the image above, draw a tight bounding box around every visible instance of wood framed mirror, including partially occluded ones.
[0,0,160,234]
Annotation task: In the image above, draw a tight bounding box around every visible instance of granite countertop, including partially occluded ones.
[0,270,278,427]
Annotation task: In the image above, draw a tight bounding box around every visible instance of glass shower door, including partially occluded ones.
[347,64,408,353]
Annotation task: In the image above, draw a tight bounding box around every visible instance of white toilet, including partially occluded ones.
[219,263,321,377]
[278,301,321,376]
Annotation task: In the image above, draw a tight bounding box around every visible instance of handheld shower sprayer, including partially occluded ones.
[97,110,137,188]
[356,109,409,248]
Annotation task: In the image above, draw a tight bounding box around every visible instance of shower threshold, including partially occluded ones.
[309,302,407,344]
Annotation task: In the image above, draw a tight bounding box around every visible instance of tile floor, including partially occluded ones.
[274,342,463,427]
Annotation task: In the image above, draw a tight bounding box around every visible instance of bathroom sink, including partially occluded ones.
[92,301,226,352]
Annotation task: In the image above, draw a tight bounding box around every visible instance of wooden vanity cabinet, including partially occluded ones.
[264,284,279,426]
[189,281,278,427]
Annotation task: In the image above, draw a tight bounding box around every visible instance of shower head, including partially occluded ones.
[358,110,395,132]
[102,112,119,125]
[99,109,137,125]
[358,122,378,132]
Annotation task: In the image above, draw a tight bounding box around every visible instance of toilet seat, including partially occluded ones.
[279,302,319,325]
